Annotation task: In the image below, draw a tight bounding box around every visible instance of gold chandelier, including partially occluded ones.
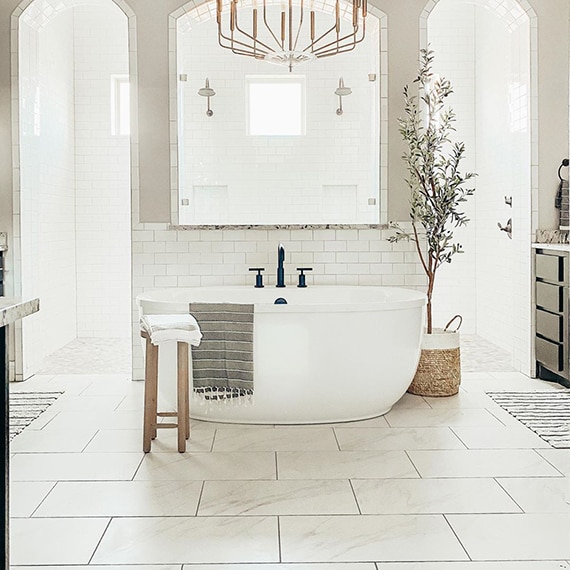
[215,0,368,71]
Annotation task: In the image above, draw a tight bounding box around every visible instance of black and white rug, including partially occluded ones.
[487,390,570,449]
[9,391,62,441]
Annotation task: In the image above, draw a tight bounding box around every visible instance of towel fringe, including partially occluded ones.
[193,386,254,411]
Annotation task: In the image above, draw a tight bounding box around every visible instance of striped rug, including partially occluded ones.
[487,391,570,449]
[9,392,62,441]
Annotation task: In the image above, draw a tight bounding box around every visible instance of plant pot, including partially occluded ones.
[407,328,461,397]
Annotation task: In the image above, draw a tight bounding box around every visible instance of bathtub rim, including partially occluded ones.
[136,285,427,314]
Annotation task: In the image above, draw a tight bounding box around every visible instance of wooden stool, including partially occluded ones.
[141,330,190,453]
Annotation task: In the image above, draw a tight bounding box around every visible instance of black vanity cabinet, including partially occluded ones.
[534,247,570,387]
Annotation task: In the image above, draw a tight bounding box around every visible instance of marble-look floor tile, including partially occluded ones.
[11,375,89,396]
[497,477,570,513]
[10,517,110,565]
[447,513,570,560]
[537,449,570,475]
[450,424,551,449]
[325,415,391,428]
[84,428,214,453]
[135,451,276,481]
[375,561,570,569]
[91,516,279,564]
[10,452,143,481]
[9,481,55,517]
[198,479,359,515]
[10,427,98,453]
[423,392,498,409]
[49,394,125,412]
[40,410,143,431]
[460,376,562,394]
[408,449,564,478]
[16,566,181,570]
[213,427,338,451]
[277,450,419,480]
[391,393,431,409]
[279,514,468,562]
[384,408,504,428]
[34,480,202,517]
[183,562,376,570]
[352,478,521,514]
[335,427,466,451]
[71,374,138,396]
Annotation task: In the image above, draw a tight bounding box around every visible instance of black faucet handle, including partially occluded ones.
[296,267,313,288]
[249,267,265,288]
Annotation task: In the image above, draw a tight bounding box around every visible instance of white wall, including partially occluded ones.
[19,10,77,377]
[177,11,381,225]
[73,4,131,338]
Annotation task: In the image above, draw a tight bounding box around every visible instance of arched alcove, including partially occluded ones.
[168,0,389,226]
[12,0,134,378]
[423,0,536,374]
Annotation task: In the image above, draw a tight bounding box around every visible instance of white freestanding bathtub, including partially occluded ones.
[136,286,426,424]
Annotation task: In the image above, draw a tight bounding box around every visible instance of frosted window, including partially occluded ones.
[247,76,305,136]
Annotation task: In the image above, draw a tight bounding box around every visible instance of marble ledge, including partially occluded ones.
[171,223,389,231]
[0,297,39,327]
[532,243,570,252]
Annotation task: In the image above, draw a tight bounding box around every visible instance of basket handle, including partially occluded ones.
[444,314,463,332]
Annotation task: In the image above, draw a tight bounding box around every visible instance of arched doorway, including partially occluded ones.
[13,0,133,378]
[424,0,536,375]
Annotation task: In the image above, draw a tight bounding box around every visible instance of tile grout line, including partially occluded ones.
[86,516,113,565]
[493,476,526,513]
[442,513,472,562]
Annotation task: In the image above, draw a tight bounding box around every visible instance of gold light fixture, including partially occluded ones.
[215,0,367,72]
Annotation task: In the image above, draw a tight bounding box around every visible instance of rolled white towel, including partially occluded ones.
[140,314,202,346]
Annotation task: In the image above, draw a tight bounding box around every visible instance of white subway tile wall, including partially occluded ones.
[73,4,131,339]
[130,225,426,378]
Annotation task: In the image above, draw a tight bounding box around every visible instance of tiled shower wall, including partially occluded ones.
[16,0,131,378]
[130,226,425,378]
[176,11,381,225]
[427,2,478,334]
[73,4,131,339]
[427,0,533,375]
[18,11,77,377]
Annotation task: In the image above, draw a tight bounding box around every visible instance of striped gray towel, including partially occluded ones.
[189,303,254,400]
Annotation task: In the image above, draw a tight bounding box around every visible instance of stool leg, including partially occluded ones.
[177,342,189,453]
[143,338,159,453]
[185,360,190,441]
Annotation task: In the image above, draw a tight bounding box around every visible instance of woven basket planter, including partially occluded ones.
[408,327,461,397]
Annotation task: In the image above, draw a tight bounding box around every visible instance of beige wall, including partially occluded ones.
[0,0,568,231]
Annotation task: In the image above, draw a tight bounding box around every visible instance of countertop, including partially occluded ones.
[532,243,570,252]
[0,297,39,327]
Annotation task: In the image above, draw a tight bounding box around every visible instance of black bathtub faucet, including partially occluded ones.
[276,243,286,288]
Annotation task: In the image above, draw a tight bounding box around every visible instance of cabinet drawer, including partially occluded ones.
[536,253,566,283]
[536,309,563,342]
[536,281,564,313]
[536,336,563,372]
